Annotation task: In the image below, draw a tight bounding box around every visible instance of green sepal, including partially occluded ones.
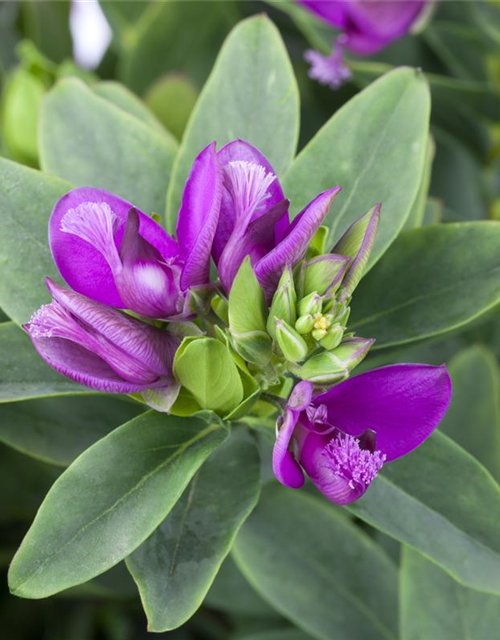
[299,254,350,297]
[211,294,229,325]
[330,337,374,371]
[275,319,309,363]
[229,257,272,366]
[295,314,315,335]
[267,265,297,339]
[173,337,244,415]
[306,225,329,259]
[297,352,348,385]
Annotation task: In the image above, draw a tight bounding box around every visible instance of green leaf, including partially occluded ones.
[0,322,91,401]
[348,432,500,594]
[126,429,261,631]
[144,74,198,141]
[205,555,279,618]
[233,484,398,640]
[0,443,60,522]
[39,78,178,216]
[237,631,314,640]
[350,222,500,349]
[173,337,244,415]
[0,159,72,324]
[282,67,430,267]
[401,547,500,640]
[440,345,500,482]
[0,395,144,467]
[8,411,226,598]
[93,81,165,132]
[404,136,435,229]
[117,1,238,95]
[166,15,300,229]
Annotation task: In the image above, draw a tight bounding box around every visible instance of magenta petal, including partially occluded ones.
[299,1,348,27]
[50,187,179,307]
[315,364,452,462]
[213,139,288,262]
[176,142,223,289]
[46,279,179,378]
[299,431,369,504]
[273,409,305,489]
[254,187,341,298]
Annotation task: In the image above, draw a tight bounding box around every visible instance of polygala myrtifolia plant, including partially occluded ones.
[4,13,500,639]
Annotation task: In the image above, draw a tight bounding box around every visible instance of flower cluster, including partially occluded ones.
[25,138,451,505]
[300,0,430,88]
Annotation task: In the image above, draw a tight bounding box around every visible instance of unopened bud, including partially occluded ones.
[267,265,297,338]
[298,291,322,316]
[330,337,374,371]
[319,323,344,350]
[275,319,309,363]
[297,352,348,385]
[295,314,315,335]
[300,254,350,297]
[306,225,329,259]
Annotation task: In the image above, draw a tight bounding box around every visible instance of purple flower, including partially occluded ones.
[212,139,341,298]
[273,364,452,504]
[24,279,180,405]
[49,142,222,320]
[300,1,429,88]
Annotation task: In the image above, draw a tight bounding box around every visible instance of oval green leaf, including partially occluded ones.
[350,222,500,349]
[0,394,144,467]
[166,15,300,229]
[282,67,430,266]
[441,345,500,482]
[39,78,178,216]
[233,484,398,640]
[401,547,500,640]
[0,160,71,325]
[126,429,261,631]
[8,412,227,598]
[348,432,500,594]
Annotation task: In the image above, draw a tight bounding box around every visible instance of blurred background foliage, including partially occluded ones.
[0,1,499,638]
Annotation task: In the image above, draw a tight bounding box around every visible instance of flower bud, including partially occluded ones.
[267,265,297,339]
[330,337,375,371]
[229,257,272,366]
[306,225,329,259]
[319,323,344,350]
[298,291,322,316]
[299,254,350,297]
[297,352,348,385]
[295,314,315,335]
[275,319,309,363]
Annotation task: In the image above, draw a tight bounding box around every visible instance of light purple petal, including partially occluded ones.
[117,209,182,318]
[315,364,452,462]
[217,200,289,292]
[272,409,305,489]
[50,187,179,307]
[213,139,288,262]
[46,279,179,377]
[176,142,223,289]
[255,187,341,298]
[304,41,352,90]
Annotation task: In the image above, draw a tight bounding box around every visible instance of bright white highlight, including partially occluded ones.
[70,1,112,70]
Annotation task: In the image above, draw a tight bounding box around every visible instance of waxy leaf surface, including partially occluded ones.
[0,394,144,466]
[233,484,398,640]
[8,412,226,598]
[350,223,500,349]
[283,67,430,266]
[0,160,71,324]
[127,430,261,631]
[348,432,500,594]
[401,547,500,640]
[40,78,178,216]
[166,15,299,229]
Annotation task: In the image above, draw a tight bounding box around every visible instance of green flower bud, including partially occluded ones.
[306,225,329,259]
[319,323,344,350]
[299,254,350,297]
[312,328,327,341]
[295,314,315,335]
[211,294,229,324]
[275,319,309,363]
[335,306,351,326]
[229,258,272,366]
[298,291,322,316]
[297,352,348,385]
[330,337,374,370]
[267,265,297,339]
